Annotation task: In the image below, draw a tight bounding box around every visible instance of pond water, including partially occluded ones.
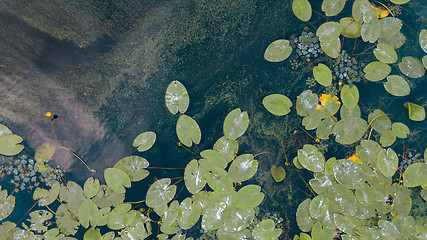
[0,0,426,239]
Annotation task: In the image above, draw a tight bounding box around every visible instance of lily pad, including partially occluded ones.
[262,94,293,116]
[213,136,239,163]
[355,183,374,206]
[33,181,60,206]
[270,165,286,182]
[423,55,427,69]
[0,134,24,156]
[309,195,329,219]
[165,81,189,115]
[106,203,135,230]
[420,29,427,53]
[383,75,410,96]
[56,204,80,236]
[146,178,177,209]
[297,144,325,172]
[296,90,318,117]
[380,17,402,40]
[374,43,398,63]
[322,0,346,16]
[399,57,425,78]
[352,0,373,24]
[332,118,367,145]
[317,22,343,42]
[340,17,361,38]
[316,117,336,140]
[228,154,258,183]
[184,159,207,194]
[368,109,391,134]
[404,102,425,121]
[219,207,254,233]
[316,94,340,117]
[296,198,315,232]
[114,156,149,182]
[402,162,427,187]
[104,168,131,194]
[264,40,293,63]
[313,63,332,86]
[223,108,249,140]
[378,31,406,49]
[178,197,202,229]
[252,219,282,240]
[333,159,367,189]
[292,0,312,22]
[78,198,100,228]
[361,17,381,43]
[380,130,396,147]
[320,37,341,58]
[132,131,156,152]
[0,187,15,221]
[340,104,361,119]
[28,210,53,233]
[377,148,399,178]
[390,0,410,3]
[391,122,409,138]
[0,124,12,136]
[232,185,265,209]
[363,61,391,82]
[176,114,201,147]
[340,85,359,109]
[83,177,100,199]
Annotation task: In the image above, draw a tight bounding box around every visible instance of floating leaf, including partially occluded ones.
[0,124,12,136]
[262,94,293,116]
[56,204,79,236]
[391,122,409,139]
[146,178,176,209]
[313,63,332,86]
[316,117,336,140]
[317,22,343,42]
[107,203,135,230]
[213,136,238,163]
[178,197,202,230]
[399,57,425,78]
[322,0,346,16]
[292,0,312,22]
[162,201,179,227]
[252,219,282,240]
[355,183,374,206]
[341,85,359,109]
[84,228,102,240]
[297,144,325,172]
[296,90,318,117]
[296,198,315,232]
[228,154,258,183]
[92,185,125,209]
[270,165,286,182]
[332,118,367,145]
[361,17,381,43]
[176,114,201,147]
[78,199,100,228]
[220,207,254,233]
[311,221,333,240]
[378,31,406,49]
[404,102,425,121]
[363,61,391,82]
[380,130,396,147]
[333,159,367,189]
[402,163,427,187]
[232,185,265,209]
[340,17,361,38]
[0,134,24,156]
[383,75,410,96]
[202,202,227,230]
[320,37,341,58]
[84,177,100,199]
[368,109,391,134]
[0,187,15,221]
[374,43,398,63]
[132,131,156,152]
[380,17,402,40]
[340,104,361,119]
[309,195,329,219]
[114,156,149,182]
[377,148,399,178]
[302,109,324,130]
[34,142,56,164]
[184,159,207,194]
[390,0,410,4]
[199,149,227,170]
[33,181,60,206]
[420,29,427,53]
[264,40,293,62]
[28,210,52,233]
[423,55,427,69]
[165,81,189,115]
[316,94,340,117]
[205,167,233,192]
[223,108,249,140]
[104,168,131,194]
[352,0,373,24]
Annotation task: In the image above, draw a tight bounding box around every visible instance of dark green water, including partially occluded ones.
[0,0,426,239]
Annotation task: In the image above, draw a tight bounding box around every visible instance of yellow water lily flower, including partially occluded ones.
[45,112,52,117]
[348,153,362,164]
[315,94,340,110]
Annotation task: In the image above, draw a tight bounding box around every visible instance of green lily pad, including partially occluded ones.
[296,198,315,232]
[223,108,249,140]
[320,37,341,59]
[368,109,391,134]
[361,17,381,43]
[176,114,201,147]
[213,136,239,163]
[178,197,202,229]
[316,117,336,140]
[380,17,402,40]
[390,0,410,3]
[293,156,304,169]
[199,150,227,170]
[146,178,176,209]
[423,55,427,69]
[84,228,102,240]
[363,61,391,82]
[399,57,425,78]
[34,142,56,164]
[296,90,318,117]
[420,29,427,53]
[309,195,329,219]
[106,203,135,230]
[219,207,254,233]
[91,185,125,209]
[378,31,406,49]
[84,177,100,199]
[313,63,332,86]
[114,156,149,182]
[332,118,367,145]
[132,131,156,152]
[404,102,425,121]
[104,168,131,194]
[262,94,293,116]
[341,85,359,110]
[165,81,189,115]
[33,181,60,206]
[0,134,24,156]
[383,75,410,96]
[391,122,410,138]
[28,210,52,233]
[311,221,333,240]
[228,154,258,183]
[232,185,265,209]
[270,165,286,182]
[340,17,361,38]
[202,202,227,230]
[205,167,233,192]
[402,162,427,187]
[377,148,399,178]
[317,22,343,42]
[0,124,12,136]
[162,200,179,227]
[0,187,15,221]
[292,0,312,22]
[380,130,396,147]
[334,159,367,189]
[355,183,374,206]
[322,0,346,16]
[297,144,325,172]
[333,213,362,236]
[374,43,398,63]
[264,40,293,63]
[252,219,282,240]
[352,0,373,24]
[340,104,361,119]
[184,159,207,194]
[78,198,100,228]
[56,204,80,236]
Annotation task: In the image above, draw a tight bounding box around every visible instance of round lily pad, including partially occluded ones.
[292,0,312,22]
[252,219,282,240]
[380,17,402,40]
[309,195,329,219]
[316,117,336,140]
[146,178,176,209]
[296,198,315,232]
[114,156,149,182]
[383,75,410,96]
[377,148,399,178]
[317,22,343,42]
[262,94,293,116]
[0,134,24,156]
[419,29,427,53]
[165,81,189,115]
[404,102,425,121]
[399,57,425,78]
[104,168,131,194]
[176,114,201,147]
[270,165,286,182]
[380,130,396,147]
[297,144,325,172]
[178,197,202,230]
[83,177,100,199]
[363,61,391,82]
[78,198,100,228]
[340,17,361,38]
[402,162,427,187]
[355,183,374,206]
[223,108,249,140]
[361,17,381,43]
[391,122,409,139]
[184,159,207,194]
[264,40,293,63]
[296,90,318,117]
[228,154,258,183]
[0,187,15,221]
[374,43,398,63]
[320,37,341,58]
[232,185,265,209]
[332,118,367,145]
[213,136,239,163]
[352,0,373,24]
[340,104,361,119]
[313,63,332,86]
[333,159,366,189]
[368,109,391,134]
[132,131,156,152]
[341,85,359,110]
[322,0,346,16]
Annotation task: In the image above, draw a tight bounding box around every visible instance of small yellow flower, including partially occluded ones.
[348,153,362,164]
[45,112,52,117]
[338,82,343,86]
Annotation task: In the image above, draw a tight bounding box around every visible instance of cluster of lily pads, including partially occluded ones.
[263,0,427,239]
[0,80,284,240]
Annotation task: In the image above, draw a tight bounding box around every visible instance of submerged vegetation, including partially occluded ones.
[0,0,426,239]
